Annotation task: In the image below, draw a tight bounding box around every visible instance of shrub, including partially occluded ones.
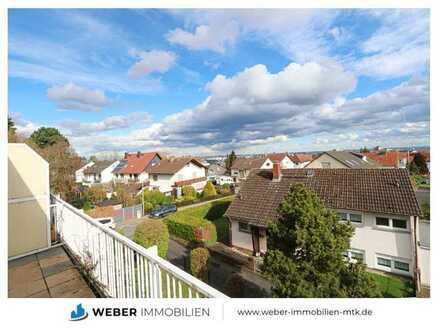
[143,190,171,211]
[165,214,217,245]
[203,181,217,197]
[133,219,169,258]
[190,248,210,281]
[182,185,197,201]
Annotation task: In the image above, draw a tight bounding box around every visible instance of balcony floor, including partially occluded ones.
[8,246,96,298]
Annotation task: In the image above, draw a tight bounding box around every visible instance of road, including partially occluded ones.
[415,189,430,206]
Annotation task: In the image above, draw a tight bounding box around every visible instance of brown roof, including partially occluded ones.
[148,157,207,174]
[266,153,289,162]
[314,151,380,169]
[175,176,207,187]
[231,157,265,170]
[225,168,421,226]
[114,152,160,174]
[291,153,313,164]
[364,151,413,168]
[83,160,115,175]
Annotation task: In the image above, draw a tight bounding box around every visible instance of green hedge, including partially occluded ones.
[174,192,234,208]
[190,247,210,281]
[165,214,217,245]
[133,219,169,258]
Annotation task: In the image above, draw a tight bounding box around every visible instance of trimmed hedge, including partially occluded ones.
[190,247,210,281]
[133,219,169,258]
[165,214,217,245]
[203,181,217,197]
[174,192,234,208]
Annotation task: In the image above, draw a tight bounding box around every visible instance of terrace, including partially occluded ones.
[8,194,227,299]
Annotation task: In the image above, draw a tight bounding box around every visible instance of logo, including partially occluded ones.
[70,303,88,321]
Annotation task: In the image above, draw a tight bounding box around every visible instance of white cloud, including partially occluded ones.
[47,83,109,112]
[128,50,177,78]
[60,112,152,136]
[166,22,239,53]
[355,9,429,78]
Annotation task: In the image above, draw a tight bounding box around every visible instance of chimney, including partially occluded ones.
[137,151,141,158]
[272,162,282,181]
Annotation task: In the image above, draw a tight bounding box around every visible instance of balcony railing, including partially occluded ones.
[51,195,227,298]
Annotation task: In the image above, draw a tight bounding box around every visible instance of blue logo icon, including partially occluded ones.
[70,304,88,321]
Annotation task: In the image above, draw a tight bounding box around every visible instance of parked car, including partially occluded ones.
[217,175,234,185]
[150,204,177,218]
[96,217,115,229]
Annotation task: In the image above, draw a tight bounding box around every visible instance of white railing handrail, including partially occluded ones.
[51,194,228,298]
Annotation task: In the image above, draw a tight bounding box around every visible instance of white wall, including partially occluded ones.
[306,154,347,168]
[230,220,254,251]
[419,220,430,286]
[101,161,120,183]
[75,162,94,183]
[150,162,207,194]
[260,156,295,169]
[347,211,413,276]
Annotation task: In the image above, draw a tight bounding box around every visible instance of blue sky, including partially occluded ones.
[8,9,429,157]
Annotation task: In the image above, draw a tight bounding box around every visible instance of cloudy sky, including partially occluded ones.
[8,9,430,157]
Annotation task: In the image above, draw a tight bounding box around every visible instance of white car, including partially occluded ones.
[96,217,116,229]
[217,175,234,185]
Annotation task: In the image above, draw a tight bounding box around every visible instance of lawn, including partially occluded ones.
[370,273,415,298]
[166,196,234,244]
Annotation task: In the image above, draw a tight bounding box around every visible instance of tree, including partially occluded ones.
[359,146,369,153]
[86,185,107,204]
[182,185,197,201]
[143,189,171,211]
[409,153,428,174]
[30,127,68,148]
[8,117,17,142]
[114,184,136,207]
[262,184,381,298]
[27,139,82,202]
[203,181,217,197]
[225,150,237,174]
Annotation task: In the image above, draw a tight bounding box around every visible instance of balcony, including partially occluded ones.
[49,195,227,298]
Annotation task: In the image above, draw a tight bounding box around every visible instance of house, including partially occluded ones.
[225,165,429,290]
[207,163,227,177]
[363,151,413,168]
[148,157,208,196]
[230,157,265,182]
[75,161,94,183]
[306,151,379,169]
[290,153,313,168]
[81,160,120,185]
[112,151,161,183]
[260,153,296,169]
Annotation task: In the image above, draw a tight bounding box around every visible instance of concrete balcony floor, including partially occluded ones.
[8,246,96,298]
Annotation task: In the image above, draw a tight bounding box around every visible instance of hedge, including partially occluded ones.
[174,192,234,208]
[203,181,217,197]
[165,214,217,245]
[190,247,210,281]
[133,219,169,258]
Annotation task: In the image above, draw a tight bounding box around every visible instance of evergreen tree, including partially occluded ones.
[262,183,381,298]
[225,150,237,173]
[8,117,17,142]
[410,153,428,174]
[30,127,68,148]
[203,181,217,197]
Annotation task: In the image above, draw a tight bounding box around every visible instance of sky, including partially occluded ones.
[8,9,430,157]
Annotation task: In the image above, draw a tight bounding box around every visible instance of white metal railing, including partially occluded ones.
[51,195,227,298]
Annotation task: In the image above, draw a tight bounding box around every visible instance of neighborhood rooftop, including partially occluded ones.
[231,157,265,170]
[113,151,160,174]
[148,157,207,174]
[225,168,421,226]
[319,151,380,169]
[83,160,115,175]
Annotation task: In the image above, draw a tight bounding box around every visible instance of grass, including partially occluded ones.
[411,174,430,190]
[370,273,415,298]
[166,196,234,244]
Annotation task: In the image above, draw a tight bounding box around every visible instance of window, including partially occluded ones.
[321,162,331,168]
[152,174,158,181]
[376,217,389,227]
[339,212,362,223]
[266,162,270,167]
[394,261,410,272]
[349,213,362,223]
[238,222,251,233]
[377,257,391,268]
[392,219,407,229]
[344,250,364,263]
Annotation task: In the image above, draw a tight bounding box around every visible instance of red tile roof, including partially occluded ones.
[225,168,421,226]
[114,152,160,174]
[267,153,289,162]
[363,151,412,168]
[291,153,313,164]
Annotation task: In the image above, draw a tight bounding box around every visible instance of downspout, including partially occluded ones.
[411,215,421,292]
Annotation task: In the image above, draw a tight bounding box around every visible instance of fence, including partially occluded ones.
[113,203,144,225]
[51,195,227,298]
